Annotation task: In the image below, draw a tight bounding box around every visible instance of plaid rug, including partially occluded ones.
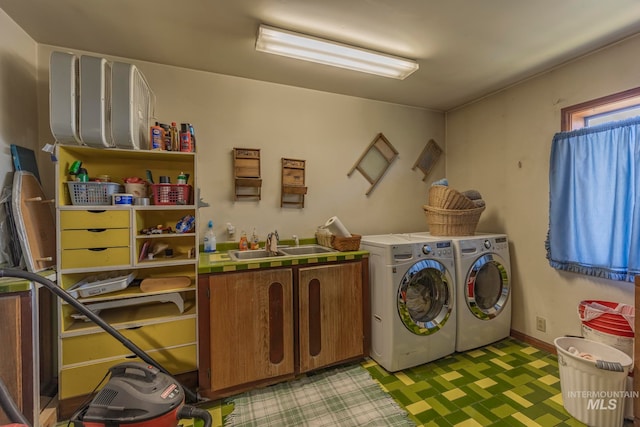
[225,364,415,427]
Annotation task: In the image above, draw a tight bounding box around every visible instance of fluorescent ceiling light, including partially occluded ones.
[256,24,419,80]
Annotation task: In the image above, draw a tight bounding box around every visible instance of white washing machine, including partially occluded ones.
[411,232,511,352]
[361,234,456,372]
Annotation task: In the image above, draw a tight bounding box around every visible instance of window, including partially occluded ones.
[548,90,640,282]
[561,87,640,131]
[546,89,640,281]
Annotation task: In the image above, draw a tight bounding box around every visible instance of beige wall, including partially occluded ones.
[7,7,637,346]
[0,9,38,265]
[34,45,445,243]
[446,35,640,344]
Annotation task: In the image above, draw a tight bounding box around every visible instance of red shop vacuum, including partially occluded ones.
[70,363,211,427]
[0,269,211,427]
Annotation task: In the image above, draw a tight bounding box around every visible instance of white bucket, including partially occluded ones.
[582,324,634,360]
[581,324,635,420]
[555,337,632,427]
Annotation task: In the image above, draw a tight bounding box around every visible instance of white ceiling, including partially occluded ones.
[3,0,640,111]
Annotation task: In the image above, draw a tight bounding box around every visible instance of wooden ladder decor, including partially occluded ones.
[281,158,307,208]
[233,148,262,201]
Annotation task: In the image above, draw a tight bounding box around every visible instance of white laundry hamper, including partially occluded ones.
[555,337,632,427]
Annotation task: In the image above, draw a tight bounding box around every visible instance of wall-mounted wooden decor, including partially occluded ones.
[412,139,443,181]
[348,132,398,196]
[233,148,262,200]
[281,158,307,208]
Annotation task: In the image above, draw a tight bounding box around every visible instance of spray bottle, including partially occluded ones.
[204,220,217,253]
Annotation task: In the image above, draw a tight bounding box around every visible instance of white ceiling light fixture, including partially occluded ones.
[256,24,419,80]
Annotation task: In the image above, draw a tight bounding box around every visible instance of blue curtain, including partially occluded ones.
[546,116,640,282]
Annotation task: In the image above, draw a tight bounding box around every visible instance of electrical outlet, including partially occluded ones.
[536,316,546,332]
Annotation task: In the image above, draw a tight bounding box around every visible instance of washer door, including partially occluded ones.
[397,259,453,335]
[465,253,510,320]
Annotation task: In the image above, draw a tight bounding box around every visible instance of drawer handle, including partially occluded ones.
[87,210,107,214]
[88,248,107,252]
[125,354,139,359]
[126,326,143,330]
[87,228,107,233]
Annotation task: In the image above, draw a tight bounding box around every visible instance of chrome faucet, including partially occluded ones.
[266,230,279,256]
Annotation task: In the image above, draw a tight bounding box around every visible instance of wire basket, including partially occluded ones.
[67,182,122,205]
[423,204,485,236]
[151,184,192,205]
[428,185,476,210]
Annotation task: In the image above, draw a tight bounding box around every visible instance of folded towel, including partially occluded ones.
[462,189,482,200]
[431,178,448,187]
[473,199,485,208]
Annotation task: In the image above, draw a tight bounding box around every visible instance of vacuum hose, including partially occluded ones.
[178,405,212,427]
[0,376,31,426]
[0,268,200,404]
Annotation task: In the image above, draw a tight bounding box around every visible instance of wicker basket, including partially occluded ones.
[315,229,333,247]
[316,229,361,251]
[428,185,476,210]
[423,204,485,236]
[331,234,362,251]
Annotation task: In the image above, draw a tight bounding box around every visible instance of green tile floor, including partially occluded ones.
[61,337,630,426]
[190,338,592,426]
[361,338,585,427]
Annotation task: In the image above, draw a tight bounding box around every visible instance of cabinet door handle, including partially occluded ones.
[268,282,285,364]
[308,279,322,357]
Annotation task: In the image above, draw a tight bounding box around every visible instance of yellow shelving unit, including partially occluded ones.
[54,145,198,417]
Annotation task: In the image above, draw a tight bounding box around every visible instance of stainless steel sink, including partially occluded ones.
[280,245,338,256]
[228,249,285,261]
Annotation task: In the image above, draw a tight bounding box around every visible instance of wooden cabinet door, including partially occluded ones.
[0,292,34,425]
[207,269,294,391]
[298,262,364,373]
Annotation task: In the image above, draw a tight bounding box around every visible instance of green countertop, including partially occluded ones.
[198,247,369,274]
[0,268,56,293]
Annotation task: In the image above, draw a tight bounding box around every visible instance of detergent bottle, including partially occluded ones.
[239,231,249,251]
[204,220,216,253]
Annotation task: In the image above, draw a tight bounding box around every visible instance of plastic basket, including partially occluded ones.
[428,185,476,209]
[554,336,632,427]
[67,182,122,205]
[423,204,485,236]
[151,184,192,205]
[578,300,634,333]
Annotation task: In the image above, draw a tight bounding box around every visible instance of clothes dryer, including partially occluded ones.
[411,232,511,352]
[361,234,456,372]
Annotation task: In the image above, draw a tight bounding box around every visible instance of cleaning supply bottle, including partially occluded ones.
[204,220,216,253]
[250,228,260,250]
[239,231,249,251]
[170,122,180,151]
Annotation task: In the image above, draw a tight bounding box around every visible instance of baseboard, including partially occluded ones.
[510,329,556,355]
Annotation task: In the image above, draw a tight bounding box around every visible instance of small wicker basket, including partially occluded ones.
[331,234,362,251]
[428,185,476,210]
[423,204,485,236]
[316,230,361,251]
[316,229,333,247]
